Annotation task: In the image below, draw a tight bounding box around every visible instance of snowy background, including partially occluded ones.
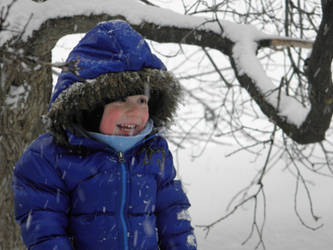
[52,33,333,250]
[3,0,332,248]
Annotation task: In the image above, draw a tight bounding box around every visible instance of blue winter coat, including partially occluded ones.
[13,131,196,250]
[12,20,196,250]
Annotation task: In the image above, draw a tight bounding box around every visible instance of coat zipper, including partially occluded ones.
[118,151,129,250]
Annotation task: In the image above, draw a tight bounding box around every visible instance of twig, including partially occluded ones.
[202,47,233,88]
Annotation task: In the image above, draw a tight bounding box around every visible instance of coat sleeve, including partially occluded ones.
[12,148,73,250]
[155,139,197,250]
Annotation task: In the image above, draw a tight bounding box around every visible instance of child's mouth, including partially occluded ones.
[116,124,138,135]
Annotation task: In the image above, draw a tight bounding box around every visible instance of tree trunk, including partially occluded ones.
[0,43,52,250]
[0,19,62,249]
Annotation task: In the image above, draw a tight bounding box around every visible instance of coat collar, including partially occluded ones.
[66,125,161,157]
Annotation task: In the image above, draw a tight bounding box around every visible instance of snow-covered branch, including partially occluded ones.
[0,0,331,145]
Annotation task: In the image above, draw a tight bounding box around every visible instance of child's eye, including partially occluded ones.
[138,97,148,104]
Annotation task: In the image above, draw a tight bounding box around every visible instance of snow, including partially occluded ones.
[223,24,310,127]
[177,209,192,221]
[25,210,33,230]
[1,0,311,128]
[0,0,216,45]
[5,81,30,109]
[187,234,197,247]
[143,218,155,236]
[3,0,331,249]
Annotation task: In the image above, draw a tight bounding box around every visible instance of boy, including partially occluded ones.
[12,20,197,250]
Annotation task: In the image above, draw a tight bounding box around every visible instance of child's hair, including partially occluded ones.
[45,21,182,150]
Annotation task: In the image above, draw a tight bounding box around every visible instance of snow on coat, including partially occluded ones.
[12,20,196,250]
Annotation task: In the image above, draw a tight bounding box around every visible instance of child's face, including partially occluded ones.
[99,95,149,136]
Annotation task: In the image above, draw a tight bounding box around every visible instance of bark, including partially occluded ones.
[0,19,55,250]
[303,0,333,142]
[0,46,52,250]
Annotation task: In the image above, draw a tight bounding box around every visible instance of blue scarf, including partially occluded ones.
[87,120,154,152]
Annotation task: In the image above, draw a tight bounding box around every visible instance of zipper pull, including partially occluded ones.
[118,152,125,163]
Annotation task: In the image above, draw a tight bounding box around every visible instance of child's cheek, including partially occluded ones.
[99,109,120,135]
[142,107,149,123]
[137,107,149,131]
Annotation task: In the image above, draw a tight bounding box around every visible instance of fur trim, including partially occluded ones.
[46,68,181,148]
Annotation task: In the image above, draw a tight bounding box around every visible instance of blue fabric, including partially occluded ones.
[50,20,166,106]
[13,133,196,250]
[87,119,154,152]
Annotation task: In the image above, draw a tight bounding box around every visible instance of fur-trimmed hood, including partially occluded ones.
[46,21,181,149]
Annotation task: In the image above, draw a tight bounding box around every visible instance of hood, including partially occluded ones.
[46,20,181,149]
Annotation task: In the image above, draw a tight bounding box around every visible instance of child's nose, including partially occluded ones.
[126,103,140,114]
